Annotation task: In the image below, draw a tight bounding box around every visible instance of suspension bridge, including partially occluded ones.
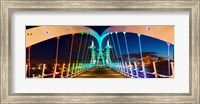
[26,26,174,78]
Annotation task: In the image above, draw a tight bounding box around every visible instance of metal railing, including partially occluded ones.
[109,61,174,78]
[26,63,96,78]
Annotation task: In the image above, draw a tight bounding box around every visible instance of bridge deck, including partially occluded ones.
[74,67,128,78]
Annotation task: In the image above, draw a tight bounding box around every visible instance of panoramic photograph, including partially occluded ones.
[26,26,174,78]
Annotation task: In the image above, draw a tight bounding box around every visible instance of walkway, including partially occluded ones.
[74,67,128,78]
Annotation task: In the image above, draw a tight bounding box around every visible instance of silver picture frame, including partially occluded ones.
[1,0,199,103]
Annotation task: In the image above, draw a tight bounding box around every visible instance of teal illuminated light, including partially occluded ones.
[89,40,96,64]
[87,32,122,67]
[105,40,112,64]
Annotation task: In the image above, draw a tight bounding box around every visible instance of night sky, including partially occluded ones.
[26,26,174,64]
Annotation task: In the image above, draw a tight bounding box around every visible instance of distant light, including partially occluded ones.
[115,31,118,34]
[110,32,113,34]
[123,32,126,35]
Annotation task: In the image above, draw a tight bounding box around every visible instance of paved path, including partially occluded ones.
[75,67,128,78]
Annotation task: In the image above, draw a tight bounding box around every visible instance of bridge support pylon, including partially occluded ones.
[89,40,97,65]
[105,40,112,65]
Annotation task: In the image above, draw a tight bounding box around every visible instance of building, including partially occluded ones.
[143,55,152,67]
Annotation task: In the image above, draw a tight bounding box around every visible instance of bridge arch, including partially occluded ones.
[26,26,100,47]
[101,26,174,44]
[95,26,174,65]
